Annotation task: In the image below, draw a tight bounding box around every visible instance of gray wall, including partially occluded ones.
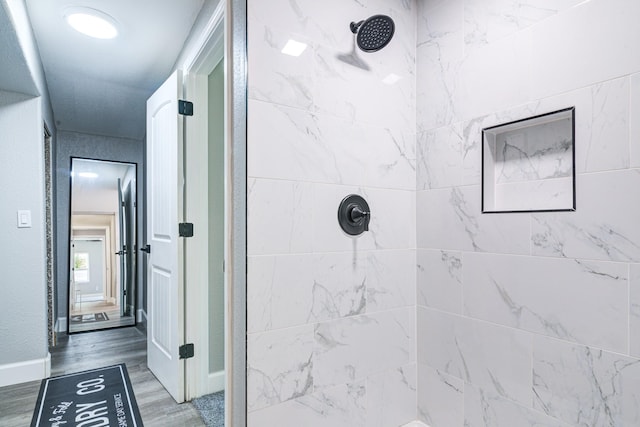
[0,0,55,377]
[55,130,145,321]
[0,91,47,366]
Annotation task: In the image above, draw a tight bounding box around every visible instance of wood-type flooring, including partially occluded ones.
[0,325,205,426]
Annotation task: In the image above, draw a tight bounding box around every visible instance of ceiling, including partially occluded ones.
[72,158,134,193]
[0,4,38,97]
[25,0,206,140]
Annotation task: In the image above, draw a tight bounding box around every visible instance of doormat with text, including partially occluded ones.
[70,312,109,323]
[31,364,143,427]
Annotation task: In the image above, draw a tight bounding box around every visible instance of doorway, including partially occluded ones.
[67,158,138,334]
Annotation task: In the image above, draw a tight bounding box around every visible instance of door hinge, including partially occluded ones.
[178,100,194,116]
[179,222,194,237]
[179,343,194,359]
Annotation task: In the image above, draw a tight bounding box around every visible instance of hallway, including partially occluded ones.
[0,326,204,426]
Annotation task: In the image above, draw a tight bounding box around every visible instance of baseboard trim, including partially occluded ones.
[0,353,51,387]
[137,309,147,323]
[55,316,67,333]
[208,370,225,393]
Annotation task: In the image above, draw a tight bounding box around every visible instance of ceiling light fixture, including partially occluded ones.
[65,7,118,39]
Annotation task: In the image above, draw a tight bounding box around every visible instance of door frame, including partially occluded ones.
[179,1,247,425]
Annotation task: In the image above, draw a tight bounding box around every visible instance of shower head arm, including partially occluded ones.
[350,20,364,34]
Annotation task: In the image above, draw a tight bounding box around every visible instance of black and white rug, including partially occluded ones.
[31,364,143,427]
[70,312,109,323]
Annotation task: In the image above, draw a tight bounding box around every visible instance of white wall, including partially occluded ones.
[0,91,49,384]
[72,239,105,297]
[415,0,640,425]
[245,1,417,425]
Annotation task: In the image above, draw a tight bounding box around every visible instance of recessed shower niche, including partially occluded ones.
[482,107,576,213]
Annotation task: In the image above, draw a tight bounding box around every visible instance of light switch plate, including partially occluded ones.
[17,210,32,228]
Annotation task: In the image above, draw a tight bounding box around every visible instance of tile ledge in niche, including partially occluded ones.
[401,421,430,427]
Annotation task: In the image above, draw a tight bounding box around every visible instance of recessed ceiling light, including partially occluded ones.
[65,7,118,39]
[281,39,308,57]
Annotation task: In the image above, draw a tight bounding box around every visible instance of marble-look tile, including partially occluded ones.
[416,35,463,133]
[464,383,570,427]
[247,381,367,427]
[630,73,640,168]
[312,185,414,253]
[630,264,640,358]
[417,124,463,189]
[463,77,630,185]
[531,0,640,100]
[464,0,583,52]
[311,252,367,322]
[247,252,370,333]
[579,77,629,173]
[247,325,314,412]
[247,100,361,185]
[247,178,313,256]
[313,42,417,131]
[492,118,572,184]
[416,186,530,254]
[416,307,457,375]
[247,254,315,333]
[455,29,532,123]
[366,249,416,313]
[464,253,628,353]
[417,0,464,46]
[416,308,532,405]
[532,170,640,262]
[248,101,414,190]
[533,336,640,426]
[360,187,416,251]
[491,177,574,212]
[247,20,317,111]
[362,127,416,191]
[311,183,372,253]
[417,249,462,314]
[417,364,464,427]
[366,364,417,427]
[314,308,415,389]
[248,0,415,53]
[248,0,416,130]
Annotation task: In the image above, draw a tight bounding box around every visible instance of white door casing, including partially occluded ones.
[146,69,185,403]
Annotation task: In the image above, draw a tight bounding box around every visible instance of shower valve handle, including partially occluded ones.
[349,206,370,231]
[338,194,371,236]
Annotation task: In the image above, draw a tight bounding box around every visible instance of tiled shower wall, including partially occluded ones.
[246,0,418,425]
[416,0,640,426]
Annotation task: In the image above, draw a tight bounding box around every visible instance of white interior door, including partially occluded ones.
[146,70,184,403]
